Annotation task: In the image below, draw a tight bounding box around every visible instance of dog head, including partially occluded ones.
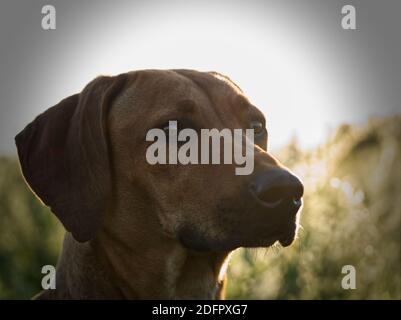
[16,69,303,251]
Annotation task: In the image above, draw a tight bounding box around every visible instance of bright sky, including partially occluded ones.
[51,1,395,151]
[2,1,398,154]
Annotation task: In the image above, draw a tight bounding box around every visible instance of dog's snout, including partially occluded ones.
[250,168,304,209]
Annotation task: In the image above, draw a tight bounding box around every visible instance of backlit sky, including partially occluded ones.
[0,0,399,154]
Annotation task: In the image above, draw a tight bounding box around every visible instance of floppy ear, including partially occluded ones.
[15,74,127,242]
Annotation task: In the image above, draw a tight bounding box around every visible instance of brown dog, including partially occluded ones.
[15,69,303,299]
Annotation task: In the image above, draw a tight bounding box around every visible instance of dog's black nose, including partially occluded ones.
[250,168,304,209]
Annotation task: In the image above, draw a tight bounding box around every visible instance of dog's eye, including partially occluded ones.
[162,121,178,134]
[250,120,265,137]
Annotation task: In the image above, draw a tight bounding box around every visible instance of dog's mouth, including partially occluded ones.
[242,227,297,249]
[247,186,301,248]
[178,223,298,252]
[277,216,299,247]
[278,233,296,247]
[177,191,301,252]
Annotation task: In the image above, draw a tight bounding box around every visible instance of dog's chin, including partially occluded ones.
[241,233,296,249]
[179,235,289,252]
[278,236,296,247]
[177,225,297,252]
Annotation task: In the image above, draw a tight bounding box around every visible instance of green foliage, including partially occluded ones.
[0,116,400,299]
[0,157,63,299]
[227,116,401,299]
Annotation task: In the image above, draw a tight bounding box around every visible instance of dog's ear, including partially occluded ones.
[15,74,127,242]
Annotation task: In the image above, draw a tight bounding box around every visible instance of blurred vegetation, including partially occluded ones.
[0,158,63,299]
[0,116,400,299]
[227,116,401,299]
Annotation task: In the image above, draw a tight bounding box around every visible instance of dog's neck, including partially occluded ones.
[46,224,231,299]
[94,230,231,299]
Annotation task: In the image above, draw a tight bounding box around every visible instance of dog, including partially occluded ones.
[15,69,304,299]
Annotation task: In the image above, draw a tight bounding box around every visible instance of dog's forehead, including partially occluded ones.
[114,70,242,115]
[108,69,262,136]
